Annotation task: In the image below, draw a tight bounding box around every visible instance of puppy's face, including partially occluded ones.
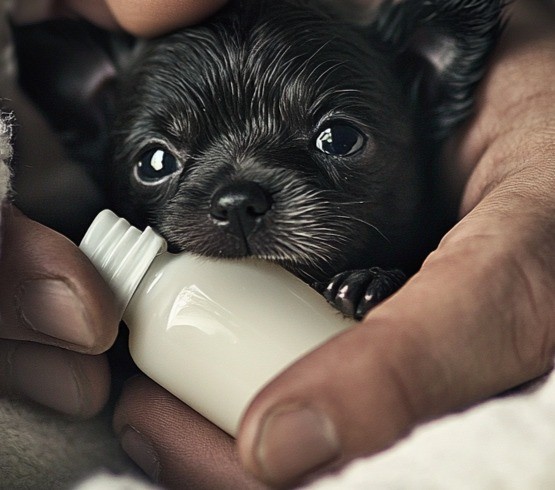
[113,0,422,282]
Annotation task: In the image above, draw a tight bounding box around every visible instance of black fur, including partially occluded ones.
[372,0,506,139]
[13,0,504,319]
[109,0,502,318]
[114,1,419,279]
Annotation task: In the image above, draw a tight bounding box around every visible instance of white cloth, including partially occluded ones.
[306,374,555,489]
[0,111,12,203]
[51,369,555,489]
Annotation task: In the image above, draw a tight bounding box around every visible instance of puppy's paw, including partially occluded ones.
[322,268,406,320]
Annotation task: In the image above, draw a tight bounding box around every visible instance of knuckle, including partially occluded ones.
[460,231,555,377]
[502,246,555,374]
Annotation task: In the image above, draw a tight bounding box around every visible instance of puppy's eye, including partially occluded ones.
[135,148,181,184]
[315,124,365,156]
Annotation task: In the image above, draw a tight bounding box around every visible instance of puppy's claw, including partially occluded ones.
[323,268,406,320]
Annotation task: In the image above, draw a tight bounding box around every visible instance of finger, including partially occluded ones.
[0,340,110,418]
[0,204,119,353]
[10,1,119,30]
[113,375,266,490]
[237,188,555,487]
[103,0,229,37]
[61,0,120,30]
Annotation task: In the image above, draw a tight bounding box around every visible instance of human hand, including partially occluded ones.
[0,204,119,417]
[12,0,228,37]
[109,0,555,488]
[237,0,555,486]
[0,0,174,418]
[1,0,229,421]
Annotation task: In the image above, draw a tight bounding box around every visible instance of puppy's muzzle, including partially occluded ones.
[210,181,273,241]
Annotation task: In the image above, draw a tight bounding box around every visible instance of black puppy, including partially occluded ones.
[108,0,503,319]
[13,0,503,319]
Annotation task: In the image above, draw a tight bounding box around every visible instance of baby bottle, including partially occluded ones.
[80,210,354,435]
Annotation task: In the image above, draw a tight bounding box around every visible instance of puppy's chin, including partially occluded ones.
[168,237,349,285]
[167,233,345,284]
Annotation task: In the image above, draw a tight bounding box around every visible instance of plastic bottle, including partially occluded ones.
[79,210,354,435]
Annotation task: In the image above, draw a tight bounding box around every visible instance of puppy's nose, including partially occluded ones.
[210,181,273,237]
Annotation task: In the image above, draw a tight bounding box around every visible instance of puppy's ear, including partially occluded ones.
[372,0,505,140]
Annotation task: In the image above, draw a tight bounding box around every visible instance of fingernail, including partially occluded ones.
[17,278,95,348]
[10,343,84,416]
[254,405,340,485]
[120,425,161,481]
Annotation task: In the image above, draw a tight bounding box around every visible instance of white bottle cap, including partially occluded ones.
[79,209,166,317]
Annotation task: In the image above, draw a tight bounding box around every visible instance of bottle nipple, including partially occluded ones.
[79,209,166,317]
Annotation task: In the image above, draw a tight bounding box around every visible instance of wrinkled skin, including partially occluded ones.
[114,2,555,488]
[3,1,555,489]
[0,0,222,449]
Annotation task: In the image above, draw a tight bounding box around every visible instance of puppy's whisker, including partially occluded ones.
[109,0,502,314]
[335,200,376,206]
[338,213,391,245]
[272,229,340,267]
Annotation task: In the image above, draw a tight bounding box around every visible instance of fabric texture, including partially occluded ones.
[0,111,10,203]
[0,2,138,487]
[0,399,141,489]
[306,373,555,489]
[2,1,554,488]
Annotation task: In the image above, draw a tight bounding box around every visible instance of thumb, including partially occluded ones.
[237,191,555,487]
